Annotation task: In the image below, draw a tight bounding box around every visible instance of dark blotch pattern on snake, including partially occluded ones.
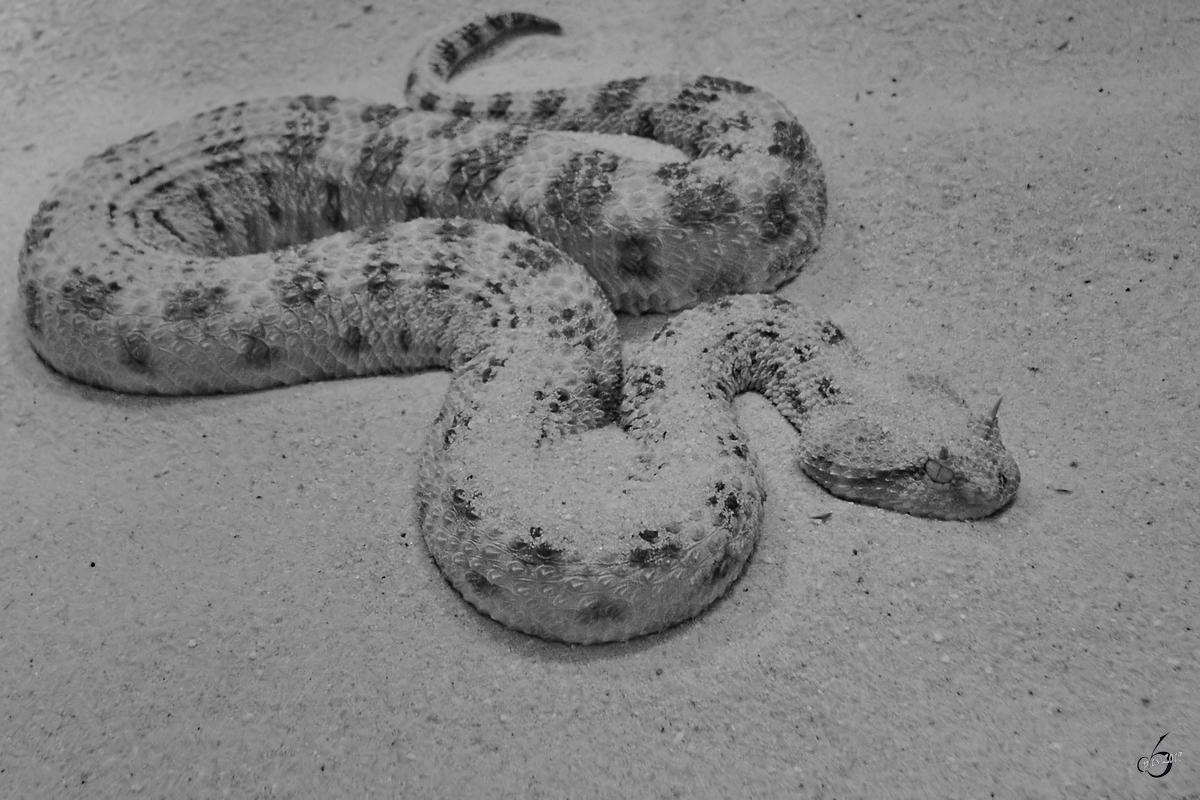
[17,12,1018,643]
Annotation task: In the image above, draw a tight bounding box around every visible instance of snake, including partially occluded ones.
[16,12,1020,643]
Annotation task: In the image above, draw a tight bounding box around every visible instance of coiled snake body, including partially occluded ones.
[17,13,1019,643]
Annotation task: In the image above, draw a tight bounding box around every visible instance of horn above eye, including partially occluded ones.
[986,397,1002,425]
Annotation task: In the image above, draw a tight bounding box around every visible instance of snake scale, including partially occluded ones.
[17,12,1019,643]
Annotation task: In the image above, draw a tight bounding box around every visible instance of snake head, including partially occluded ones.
[911,401,1020,519]
[797,378,1020,520]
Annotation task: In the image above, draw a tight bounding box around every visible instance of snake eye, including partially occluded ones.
[924,450,955,484]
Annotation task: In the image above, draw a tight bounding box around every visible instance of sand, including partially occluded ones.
[1,0,1196,796]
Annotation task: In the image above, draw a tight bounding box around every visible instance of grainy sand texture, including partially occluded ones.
[1,1,1196,797]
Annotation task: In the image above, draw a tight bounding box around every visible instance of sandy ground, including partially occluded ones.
[1,0,1197,797]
